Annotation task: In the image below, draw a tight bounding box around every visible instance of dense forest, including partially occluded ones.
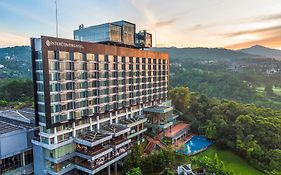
[170,87,281,174]
[169,56,281,109]
[0,78,33,109]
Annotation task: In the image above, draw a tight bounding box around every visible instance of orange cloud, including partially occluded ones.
[226,36,281,49]
[223,25,281,37]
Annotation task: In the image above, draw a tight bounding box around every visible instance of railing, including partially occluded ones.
[76,145,111,157]
[76,148,129,171]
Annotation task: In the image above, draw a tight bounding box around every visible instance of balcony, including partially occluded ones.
[128,128,147,139]
[75,147,129,175]
[76,144,113,161]
[48,162,75,175]
[110,137,131,149]
[159,121,173,129]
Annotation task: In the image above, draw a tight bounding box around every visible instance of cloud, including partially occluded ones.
[186,24,203,31]
[251,13,281,22]
[226,35,281,49]
[0,32,29,47]
[222,25,281,37]
[151,17,179,30]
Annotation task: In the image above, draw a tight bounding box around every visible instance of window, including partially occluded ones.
[104,55,109,62]
[114,56,118,62]
[104,64,109,70]
[94,54,99,61]
[48,51,55,59]
[36,72,44,81]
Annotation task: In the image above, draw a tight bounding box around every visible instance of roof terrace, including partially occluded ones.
[75,132,112,147]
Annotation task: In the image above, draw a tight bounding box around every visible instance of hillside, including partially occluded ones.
[0,46,31,79]
[239,45,281,60]
[150,47,262,61]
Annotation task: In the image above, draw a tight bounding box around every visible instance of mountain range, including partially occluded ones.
[239,45,281,60]
[0,44,280,79]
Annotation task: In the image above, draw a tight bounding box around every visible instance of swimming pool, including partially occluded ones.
[177,136,213,155]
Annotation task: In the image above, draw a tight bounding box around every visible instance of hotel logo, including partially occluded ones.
[45,40,84,49]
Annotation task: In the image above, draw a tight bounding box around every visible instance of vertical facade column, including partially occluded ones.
[114,162,118,174]
[108,165,111,175]
[54,127,58,144]
[125,108,129,119]
[72,122,76,137]
[110,112,113,124]
[90,118,93,131]
[97,116,100,130]
[115,111,118,123]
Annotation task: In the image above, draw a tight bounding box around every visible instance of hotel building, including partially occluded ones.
[31,21,169,175]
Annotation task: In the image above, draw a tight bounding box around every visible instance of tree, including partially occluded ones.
[160,168,175,175]
[126,167,142,175]
[204,120,217,140]
[192,154,233,175]
[123,144,143,173]
[169,87,192,114]
[0,79,33,102]
[265,84,274,96]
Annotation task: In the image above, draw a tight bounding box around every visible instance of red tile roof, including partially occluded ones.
[164,123,190,138]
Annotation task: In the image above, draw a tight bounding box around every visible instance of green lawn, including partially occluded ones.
[256,86,281,96]
[191,146,264,175]
[272,86,281,96]
[256,87,265,96]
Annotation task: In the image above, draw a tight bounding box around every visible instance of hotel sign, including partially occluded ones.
[45,39,84,49]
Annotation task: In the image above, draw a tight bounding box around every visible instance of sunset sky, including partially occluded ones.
[1,0,281,49]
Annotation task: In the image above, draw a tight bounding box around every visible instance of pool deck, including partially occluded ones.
[173,134,194,148]
[176,135,214,156]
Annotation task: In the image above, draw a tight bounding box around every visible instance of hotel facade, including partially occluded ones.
[31,21,169,175]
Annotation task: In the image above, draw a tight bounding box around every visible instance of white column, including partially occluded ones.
[90,118,93,131]
[72,122,76,137]
[108,165,111,175]
[110,112,113,124]
[97,116,100,130]
[54,127,58,144]
[125,108,129,119]
[115,111,118,123]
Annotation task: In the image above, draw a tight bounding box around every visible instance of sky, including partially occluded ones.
[1,0,281,49]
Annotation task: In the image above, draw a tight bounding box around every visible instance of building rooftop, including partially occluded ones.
[118,115,147,127]
[164,123,190,138]
[0,108,35,129]
[0,120,25,135]
[78,132,112,143]
[143,105,173,113]
[102,124,130,137]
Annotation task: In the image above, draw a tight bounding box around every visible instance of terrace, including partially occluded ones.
[118,115,147,128]
[101,124,130,137]
[75,131,112,147]
[75,145,129,174]
[76,143,113,161]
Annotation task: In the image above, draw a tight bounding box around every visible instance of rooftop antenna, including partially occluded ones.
[55,0,58,37]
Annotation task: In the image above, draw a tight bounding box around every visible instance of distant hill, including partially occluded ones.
[0,46,31,79]
[239,45,281,60]
[0,46,31,62]
[150,47,261,61]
